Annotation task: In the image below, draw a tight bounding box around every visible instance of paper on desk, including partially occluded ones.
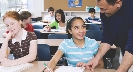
[55,66,85,72]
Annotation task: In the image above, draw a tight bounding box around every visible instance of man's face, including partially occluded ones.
[96,0,122,17]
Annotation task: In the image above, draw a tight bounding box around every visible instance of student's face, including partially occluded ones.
[56,13,61,22]
[49,11,54,17]
[4,17,21,35]
[89,12,95,17]
[25,17,31,24]
[96,0,122,17]
[68,19,86,40]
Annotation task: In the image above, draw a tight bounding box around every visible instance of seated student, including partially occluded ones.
[43,9,66,31]
[0,11,38,67]
[43,7,55,23]
[20,11,34,32]
[85,8,101,23]
[44,17,104,72]
[2,11,34,38]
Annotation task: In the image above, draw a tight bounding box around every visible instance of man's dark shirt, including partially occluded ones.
[101,0,133,55]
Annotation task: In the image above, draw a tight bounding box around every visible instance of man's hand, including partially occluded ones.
[83,58,99,71]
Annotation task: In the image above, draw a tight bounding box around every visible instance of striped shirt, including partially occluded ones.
[58,36,100,67]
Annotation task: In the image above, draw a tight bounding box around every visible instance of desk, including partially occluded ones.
[85,22,101,25]
[0,38,117,49]
[34,29,67,34]
[37,39,117,49]
[34,29,67,39]
[24,61,116,72]
[85,22,102,30]
[40,29,67,34]
[32,22,48,26]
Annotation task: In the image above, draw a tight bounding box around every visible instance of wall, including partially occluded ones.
[28,0,100,19]
[28,0,44,17]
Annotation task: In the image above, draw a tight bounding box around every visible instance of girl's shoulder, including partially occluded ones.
[85,37,97,44]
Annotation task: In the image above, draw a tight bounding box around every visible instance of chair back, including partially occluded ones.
[37,44,51,61]
[86,30,102,41]
[34,30,41,39]
[33,24,43,29]
[88,24,100,30]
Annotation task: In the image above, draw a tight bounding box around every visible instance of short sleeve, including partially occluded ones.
[28,32,37,43]
[49,21,58,29]
[92,40,100,55]
[44,15,49,20]
[58,40,67,53]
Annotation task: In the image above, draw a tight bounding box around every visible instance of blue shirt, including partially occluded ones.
[85,16,101,23]
[101,0,133,55]
[58,36,100,67]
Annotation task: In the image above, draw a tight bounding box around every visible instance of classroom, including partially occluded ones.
[0,0,133,72]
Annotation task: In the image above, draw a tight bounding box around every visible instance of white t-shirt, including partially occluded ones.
[43,15,55,23]
[58,23,66,31]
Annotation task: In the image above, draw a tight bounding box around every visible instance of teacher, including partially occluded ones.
[84,0,133,72]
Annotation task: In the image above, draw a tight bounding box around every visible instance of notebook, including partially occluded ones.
[0,63,34,72]
[55,66,85,72]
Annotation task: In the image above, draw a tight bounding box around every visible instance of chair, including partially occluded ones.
[103,48,116,69]
[85,30,102,41]
[33,24,43,29]
[48,34,68,39]
[34,30,41,39]
[37,17,42,21]
[48,34,68,65]
[37,44,51,61]
[87,24,100,30]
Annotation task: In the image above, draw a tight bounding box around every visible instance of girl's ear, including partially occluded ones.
[68,29,72,34]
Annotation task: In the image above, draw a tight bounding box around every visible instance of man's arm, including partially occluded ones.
[117,25,133,72]
[117,51,133,72]
[94,43,111,61]
[95,13,112,61]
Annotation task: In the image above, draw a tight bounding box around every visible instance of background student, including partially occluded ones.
[0,11,38,66]
[20,11,34,32]
[43,7,55,23]
[44,17,104,72]
[43,9,66,31]
[85,8,101,23]
[2,11,34,38]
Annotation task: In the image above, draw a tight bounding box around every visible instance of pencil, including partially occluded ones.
[44,63,51,72]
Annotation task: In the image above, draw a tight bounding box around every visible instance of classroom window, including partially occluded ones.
[0,0,28,18]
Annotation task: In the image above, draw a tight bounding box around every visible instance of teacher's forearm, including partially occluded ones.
[117,51,133,72]
[95,43,111,60]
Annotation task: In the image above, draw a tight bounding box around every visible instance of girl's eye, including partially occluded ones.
[74,26,78,29]
[82,25,86,28]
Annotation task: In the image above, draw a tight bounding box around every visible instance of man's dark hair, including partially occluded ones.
[89,8,95,13]
[97,0,122,5]
[48,7,54,12]
[20,11,32,21]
